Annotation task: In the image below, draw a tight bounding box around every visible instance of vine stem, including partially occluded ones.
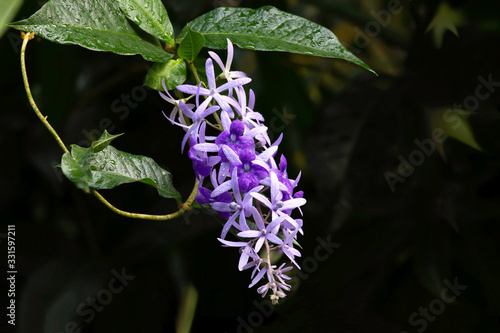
[21,31,198,221]
[90,179,199,221]
[188,61,202,85]
[21,32,68,154]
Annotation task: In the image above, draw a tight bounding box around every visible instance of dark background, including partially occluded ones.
[1,0,500,332]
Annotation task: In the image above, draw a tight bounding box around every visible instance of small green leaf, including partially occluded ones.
[429,108,482,152]
[177,25,205,62]
[91,131,124,153]
[117,0,175,45]
[426,2,465,48]
[0,0,23,39]
[8,0,171,62]
[145,58,187,91]
[61,139,181,201]
[178,6,374,74]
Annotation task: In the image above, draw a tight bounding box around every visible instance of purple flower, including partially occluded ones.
[212,168,262,239]
[221,147,268,192]
[176,58,251,117]
[188,123,220,178]
[274,263,293,284]
[195,186,232,219]
[278,229,302,268]
[159,39,307,303]
[237,206,284,252]
[251,171,306,231]
[164,99,219,152]
[216,120,254,161]
[209,39,247,82]
[216,238,259,271]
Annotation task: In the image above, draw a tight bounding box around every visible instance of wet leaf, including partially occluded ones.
[8,0,171,62]
[177,25,205,62]
[117,0,175,45]
[178,6,374,74]
[61,132,181,201]
[144,58,187,91]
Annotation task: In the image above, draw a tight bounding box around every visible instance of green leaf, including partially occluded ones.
[429,108,482,152]
[177,25,205,62]
[117,0,175,45]
[8,0,171,62]
[61,138,181,201]
[61,151,92,192]
[91,131,124,153]
[144,58,187,91]
[0,0,23,39]
[426,2,465,48]
[178,6,374,74]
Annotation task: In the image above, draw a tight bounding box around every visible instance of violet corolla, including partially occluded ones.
[161,39,306,304]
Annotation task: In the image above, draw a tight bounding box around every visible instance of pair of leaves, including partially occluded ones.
[9,1,374,83]
[61,131,181,202]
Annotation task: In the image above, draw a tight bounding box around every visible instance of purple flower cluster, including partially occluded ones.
[160,39,306,304]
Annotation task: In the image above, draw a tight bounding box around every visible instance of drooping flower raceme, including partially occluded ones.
[161,39,306,304]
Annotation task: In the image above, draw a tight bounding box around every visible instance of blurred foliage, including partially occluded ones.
[1,0,500,332]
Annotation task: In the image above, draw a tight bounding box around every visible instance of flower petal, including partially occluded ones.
[237,230,261,238]
[249,266,267,288]
[211,179,232,198]
[250,192,273,210]
[217,238,247,247]
[206,58,217,90]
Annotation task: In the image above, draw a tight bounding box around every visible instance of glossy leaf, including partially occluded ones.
[8,0,171,62]
[61,132,181,201]
[144,58,187,91]
[0,0,23,39]
[177,25,205,62]
[117,0,175,45]
[178,6,374,73]
[61,151,92,192]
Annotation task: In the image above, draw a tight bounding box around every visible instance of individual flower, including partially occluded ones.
[251,171,306,230]
[215,119,254,157]
[274,263,293,284]
[237,206,284,253]
[164,97,220,152]
[209,39,247,82]
[278,228,302,268]
[211,168,262,239]
[223,147,269,192]
[176,58,251,117]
